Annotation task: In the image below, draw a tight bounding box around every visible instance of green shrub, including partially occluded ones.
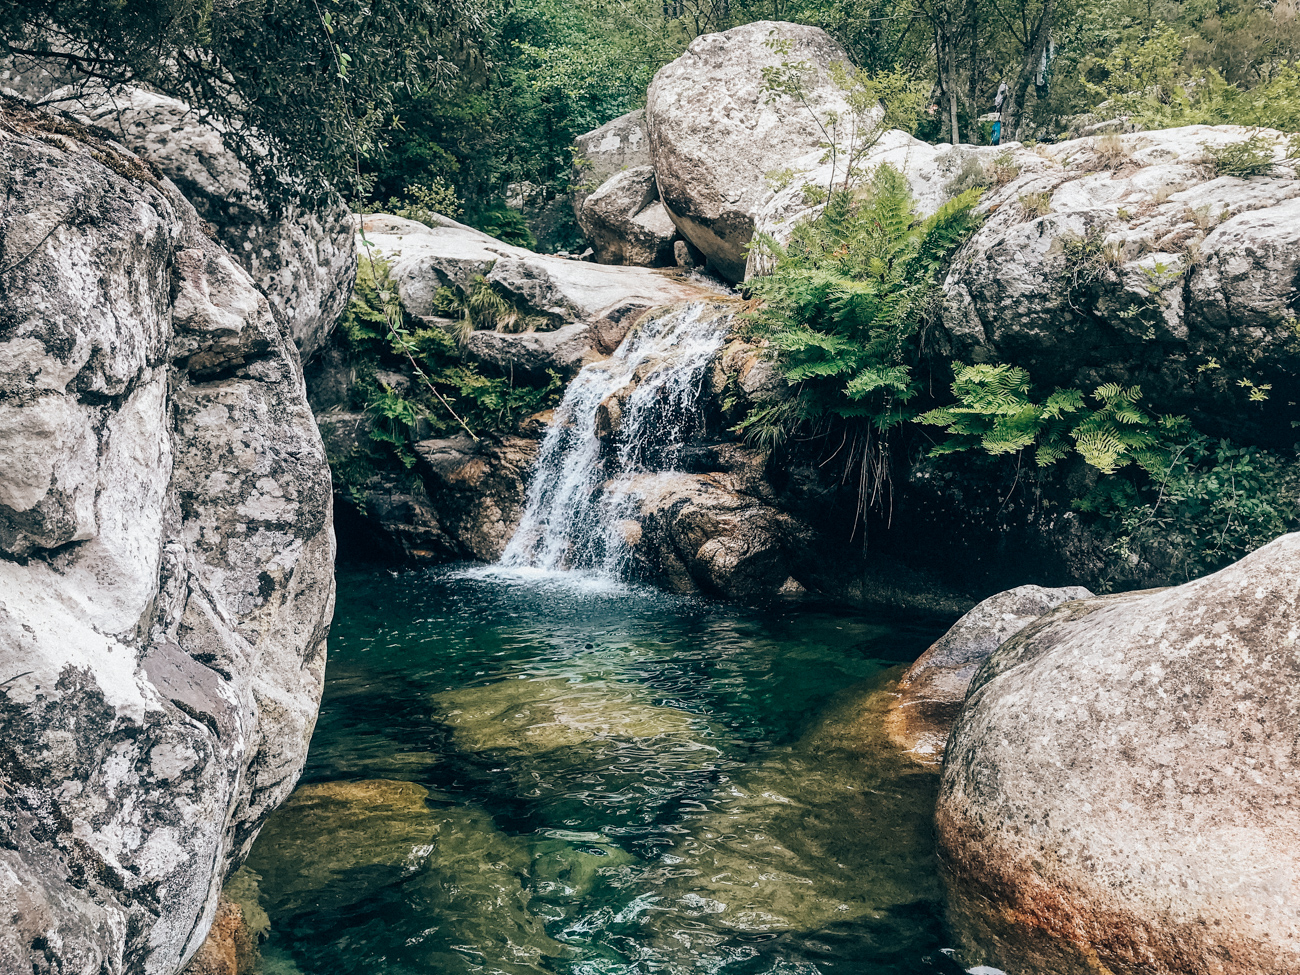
[340,252,563,446]
[1095,439,1300,584]
[918,365,1191,475]
[1203,134,1279,178]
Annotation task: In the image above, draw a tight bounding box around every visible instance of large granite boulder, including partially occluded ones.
[883,584,1092,762]
[936,533,1300,974]
[940,125,1300,441]
[0,99,334,974]
[355,213,718,376]
[646,21,856,281]
[571,108,652,216]
[577,166,679,266]
[750,122,1300,437]
[16,78,355,359]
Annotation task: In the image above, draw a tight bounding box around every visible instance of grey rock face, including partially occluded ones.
[622,471,808,601]
[884,585,1093,762]
[646,21,855,281]
[413,436,541,561]
[578,166,678,266]
[936,533,1300,974]
[0,101,333,975]
[937,125,1300,436]
[356,213,720,376]
[38,83,355,360]
[571,109,652,216]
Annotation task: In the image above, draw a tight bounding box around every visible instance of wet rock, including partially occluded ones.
[624,472,809,600]
[413,435,540,561]
[647,21,856,281]
[180,896,257,975]
[578,166,679,266]
[47,84,355,359]
[884,584,1092,762]
[936,533,1300,975]
[244,779,567,974]
[0,99,333,975]
[571,108,652,216]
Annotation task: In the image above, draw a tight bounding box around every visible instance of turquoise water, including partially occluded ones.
[240,565,966,975]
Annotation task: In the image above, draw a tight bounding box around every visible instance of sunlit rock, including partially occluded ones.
[937,533,1300,974]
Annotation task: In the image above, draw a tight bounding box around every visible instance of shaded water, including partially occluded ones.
[501,301,734,575]
[240,567,969,975]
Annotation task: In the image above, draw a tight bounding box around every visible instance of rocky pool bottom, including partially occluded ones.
[233,565,976,975]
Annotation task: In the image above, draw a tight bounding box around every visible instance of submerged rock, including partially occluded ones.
[0,99,333,974]
[884,584,1093,761]
[244,779,567,974]
[432,676,703,756]
[647,671,944,957]
[936,533,1300,975]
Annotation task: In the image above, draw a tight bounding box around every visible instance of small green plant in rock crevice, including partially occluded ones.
[330,252,563,500]
[1203,134,1280,178]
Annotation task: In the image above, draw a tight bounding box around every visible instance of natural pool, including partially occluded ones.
[237,564,969,975]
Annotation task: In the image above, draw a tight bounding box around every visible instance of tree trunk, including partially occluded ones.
[1001,0,1056,140]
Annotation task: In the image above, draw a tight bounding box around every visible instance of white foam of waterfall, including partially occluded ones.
[499,301,734,577]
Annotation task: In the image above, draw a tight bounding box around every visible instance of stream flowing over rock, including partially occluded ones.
[936,533,1300,975]
[0,99,334,974]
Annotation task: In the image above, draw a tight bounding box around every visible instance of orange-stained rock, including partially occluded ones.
[936,533,1300,975]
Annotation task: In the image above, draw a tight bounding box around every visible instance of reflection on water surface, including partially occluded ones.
[240,565,969,975]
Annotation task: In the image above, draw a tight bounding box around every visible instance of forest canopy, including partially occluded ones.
[6,0,1300,224]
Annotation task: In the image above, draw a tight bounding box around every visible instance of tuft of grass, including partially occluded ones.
[1018,191,1053,219]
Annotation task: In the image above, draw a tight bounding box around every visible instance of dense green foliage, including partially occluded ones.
[742,166,1299,573]
[334,253,561,472]
[740,166,981,450]
[4,0,492,202]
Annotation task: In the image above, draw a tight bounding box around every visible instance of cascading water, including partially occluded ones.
[499,301,735,576]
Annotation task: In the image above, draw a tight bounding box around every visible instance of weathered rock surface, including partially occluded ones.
[413,435,540,561]
[0,100,333,974]
[356,213,720,376]
[571,108,652,216]
[578,165,679,266]
[939,125,1300,439]
[884,584,1092,762]
[647,21,856,281]
[25,82,355,359]
[755,121,1300,436]
[623,470,810,601]
[936,533,1300,975]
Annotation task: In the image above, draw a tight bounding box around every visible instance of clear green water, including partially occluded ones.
[240,565,967,975]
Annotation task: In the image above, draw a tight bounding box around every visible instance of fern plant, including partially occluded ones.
[744,164,983,442]
[738,164,982,527]
[919,364,1191,475]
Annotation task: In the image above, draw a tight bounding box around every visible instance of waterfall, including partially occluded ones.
[500,301,735,577]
